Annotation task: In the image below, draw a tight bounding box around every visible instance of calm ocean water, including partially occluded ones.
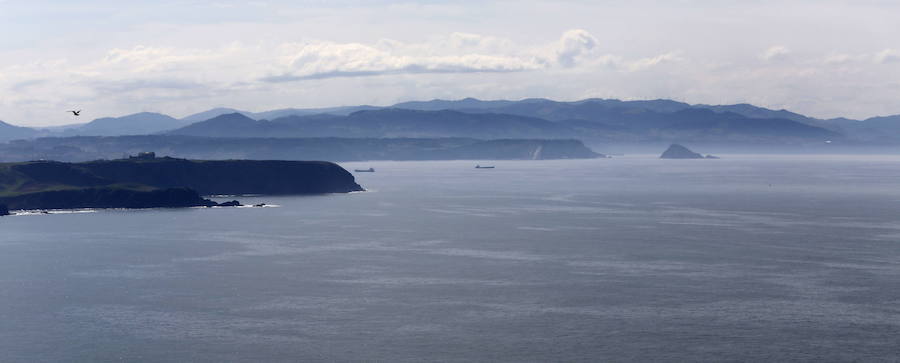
[2,155,900,362]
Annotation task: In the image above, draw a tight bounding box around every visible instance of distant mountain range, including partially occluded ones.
[0,120,38,141]
[168,109,574,139]
[59,112,190,136]
[166,107,834,143]
[396,98,821,124]
[179,105,380,123]
[1,97,897,144]
[818,115,900,143]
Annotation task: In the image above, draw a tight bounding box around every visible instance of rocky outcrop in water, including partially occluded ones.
[217,200,242,207]
[0,204,8,216]
[660,144,718,159]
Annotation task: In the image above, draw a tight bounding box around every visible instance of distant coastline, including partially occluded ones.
[0,137,602,163]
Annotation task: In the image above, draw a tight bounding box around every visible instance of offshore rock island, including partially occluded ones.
[660,144,718,159]
[0,154,363,212]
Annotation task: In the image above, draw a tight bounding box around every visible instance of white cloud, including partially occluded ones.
[875,49,900,64]
[818,50,900,66]
[263,29,627,82]
[256,30,681,82]
[761,45,791,61]
[264,40,543,82]
[555,29,598,67]
[822,53,864,65]
[445,32,517,54]
[626,52,684,71]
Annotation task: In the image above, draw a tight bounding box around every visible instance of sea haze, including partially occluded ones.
[2,156,900,361]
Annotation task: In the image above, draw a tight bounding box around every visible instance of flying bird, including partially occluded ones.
[67,110,81,116]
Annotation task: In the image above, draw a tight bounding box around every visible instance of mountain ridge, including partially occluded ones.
[168,109,577,139]
[165,107,836,143]
[3,97,899,144]
[61,112,189,136]
[0,120,38,142]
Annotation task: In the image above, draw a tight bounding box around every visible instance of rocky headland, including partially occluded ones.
[0,156,363,212]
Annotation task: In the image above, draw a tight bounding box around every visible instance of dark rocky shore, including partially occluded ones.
[0,187,221,211]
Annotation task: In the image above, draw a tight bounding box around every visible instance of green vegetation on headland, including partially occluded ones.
[0,155,363,212]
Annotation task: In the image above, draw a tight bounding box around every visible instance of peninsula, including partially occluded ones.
[0,155,363,212]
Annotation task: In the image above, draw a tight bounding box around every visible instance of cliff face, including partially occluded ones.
[79,159,363,195]
[0,157,363,211]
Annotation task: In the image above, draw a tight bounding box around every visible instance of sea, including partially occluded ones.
[2,155,900,362]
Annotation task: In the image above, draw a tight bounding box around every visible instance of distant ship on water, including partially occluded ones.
[475,165,495,169]
[354,168,375,172]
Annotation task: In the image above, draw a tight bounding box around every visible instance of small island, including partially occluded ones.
[0,155,363,212]
[660,144,718,159]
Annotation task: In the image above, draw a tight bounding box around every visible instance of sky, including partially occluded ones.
[0,0,898,126]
